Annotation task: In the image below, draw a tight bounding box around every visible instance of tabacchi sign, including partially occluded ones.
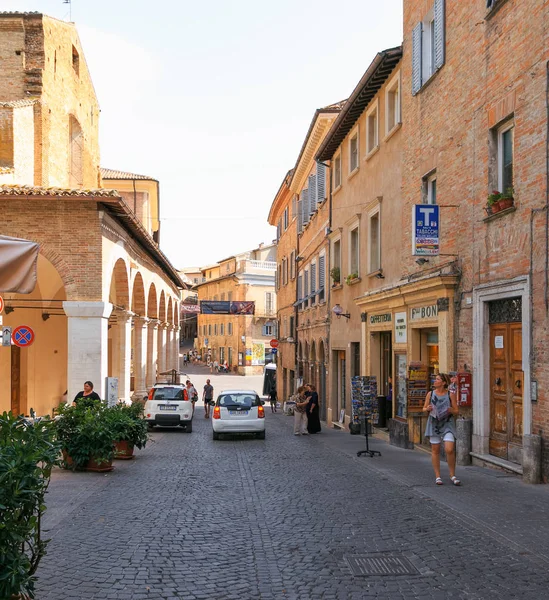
[412,204,440,256]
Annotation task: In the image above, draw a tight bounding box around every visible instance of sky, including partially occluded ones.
[3,0,403,270]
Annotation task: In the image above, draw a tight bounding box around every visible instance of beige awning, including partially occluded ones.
[0,235,39,293]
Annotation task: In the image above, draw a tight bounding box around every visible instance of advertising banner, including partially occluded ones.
[181,303,200,313]
[412,205,440,256]
[200,301,255,315]
[252,342,265,366]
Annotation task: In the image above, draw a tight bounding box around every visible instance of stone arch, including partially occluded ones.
[147,283,158,319]
[38,243,79,300]
[131,272,146,316]
[108,258,130,310]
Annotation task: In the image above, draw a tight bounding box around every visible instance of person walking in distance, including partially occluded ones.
[203,379,214,418]
[293,386,309,435]
[423,373,461,486]
[269,386,278,413]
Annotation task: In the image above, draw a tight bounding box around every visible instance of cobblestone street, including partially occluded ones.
[37,371,549,600]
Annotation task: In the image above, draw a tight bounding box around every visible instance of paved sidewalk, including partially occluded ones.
[283,414,549,567]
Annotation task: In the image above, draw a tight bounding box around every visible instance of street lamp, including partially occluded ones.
[332,304,351,320]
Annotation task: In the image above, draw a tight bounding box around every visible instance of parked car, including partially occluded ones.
[144,384,193,432]
[212,390,265,440]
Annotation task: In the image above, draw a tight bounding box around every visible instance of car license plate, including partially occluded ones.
[229,410,248,416]
[159,405,176,411]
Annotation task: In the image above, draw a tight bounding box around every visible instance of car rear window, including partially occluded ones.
[152,387,184,400]
[218,394,260,408]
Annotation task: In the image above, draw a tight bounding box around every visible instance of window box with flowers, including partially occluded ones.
[345,273,360,285]
[485,188,514,216]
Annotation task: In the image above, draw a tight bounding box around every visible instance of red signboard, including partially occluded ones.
[457,372,472,407]
[270,339,279,348]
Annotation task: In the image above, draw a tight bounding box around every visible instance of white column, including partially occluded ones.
[166,326,175,370]
[133,317,149,399]
[146,320,159,388]
[117,313,132,401]
[63,301,113,404]
[175,327,181,371]
[158,323,168,373]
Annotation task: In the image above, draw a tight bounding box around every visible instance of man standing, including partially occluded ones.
[203,378,214,418]
[186,380,198,414]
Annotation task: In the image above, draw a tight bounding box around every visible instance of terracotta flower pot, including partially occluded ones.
[490,202,502,214]
[85,457,114,472]
[497,197,514,210]
[114,440,135,460]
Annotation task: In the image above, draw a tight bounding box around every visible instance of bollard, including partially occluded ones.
[522,434,542,484]
[456,418,472,466]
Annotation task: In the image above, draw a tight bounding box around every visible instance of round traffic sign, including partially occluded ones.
[270,339,279,348]
[12,325,35,347]
[0,296,3,313]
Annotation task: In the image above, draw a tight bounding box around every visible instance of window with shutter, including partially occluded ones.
[318,254,326,302]
[290,250,296,279]
[434,0,445,71]
[297,274,303,309]
[308,174,316,216]
[297,199,303,232]
[302,188,310,225]
[304,268,309,308]
[412,23,422,95]
[265,292,274,315]
[228,322,233,335]
[220,323,224,335]
[316,162,326,203]
[349,130,359,172]
[284,207,289,230]
[310,263,316,305]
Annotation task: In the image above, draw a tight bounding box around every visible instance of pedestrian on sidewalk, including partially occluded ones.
[73,381,101,408]
[203,379,214,418]
[293,386,309,435]
[306,383,321,434]
[423,373,461,486]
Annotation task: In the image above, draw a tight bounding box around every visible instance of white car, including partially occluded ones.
[144,384,194,432]
[212,389,266,440]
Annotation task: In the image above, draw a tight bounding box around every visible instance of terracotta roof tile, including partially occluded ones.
[0,184,119,198]
[101,168,156,181]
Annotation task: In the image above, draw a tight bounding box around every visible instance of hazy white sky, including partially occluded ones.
[4,0,403,269]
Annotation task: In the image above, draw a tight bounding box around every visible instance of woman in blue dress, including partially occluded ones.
[423,373,461,486]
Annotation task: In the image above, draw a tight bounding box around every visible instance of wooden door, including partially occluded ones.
[489,323,523,462]
[11,346,21,415]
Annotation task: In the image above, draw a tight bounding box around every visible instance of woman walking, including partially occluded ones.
[423,373,461,486]
[306,383,321,434]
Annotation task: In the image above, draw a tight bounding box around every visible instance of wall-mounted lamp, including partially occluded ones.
[375,271,385,279]
[4,306,14,314]
[332,304,351,320]
[415,258,430,266]
[295,256,304,262]
[42,313,50,321]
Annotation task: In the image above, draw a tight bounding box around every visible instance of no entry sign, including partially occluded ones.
[12,325,35,347]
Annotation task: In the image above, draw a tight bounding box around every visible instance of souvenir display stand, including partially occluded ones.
[351,376,381,458]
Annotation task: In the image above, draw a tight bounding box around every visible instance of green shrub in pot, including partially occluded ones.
[107,403,149,450]
[55,401,117,470]
[0,412,61,599]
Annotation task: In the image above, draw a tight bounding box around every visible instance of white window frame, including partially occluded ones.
[348,127,359,174]
[366,100,379,156]
[497,121,514,194]
[318,250,327,302]
[332,236,342,274]
[421,8,436,84]
[333,153,342,190]
[367,205,381,274]
[423,171,437,205]
[348,220,360,276]
[385,70,401,136]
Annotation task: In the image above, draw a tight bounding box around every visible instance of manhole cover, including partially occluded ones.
[345,554,419,576]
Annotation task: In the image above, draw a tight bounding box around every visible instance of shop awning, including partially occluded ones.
[0,235,39,293]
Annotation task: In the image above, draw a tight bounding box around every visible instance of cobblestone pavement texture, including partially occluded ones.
[37,366,549,599]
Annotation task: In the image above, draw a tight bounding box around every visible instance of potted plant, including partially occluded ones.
[108,402,149,460]
[330,266,341,286]
[0,412,61,600]
[345,272,359,285]
[486,190,502,215]
[497,187,514,210]
[55,402,117,472]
